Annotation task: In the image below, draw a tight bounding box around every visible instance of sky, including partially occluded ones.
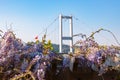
[0,0,120,45]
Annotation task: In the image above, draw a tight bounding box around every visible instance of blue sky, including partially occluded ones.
[0,0,120,45]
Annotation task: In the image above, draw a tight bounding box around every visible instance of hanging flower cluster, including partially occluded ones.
[0,30,56,80]
[73,38,120,75]
[0,29,120,80]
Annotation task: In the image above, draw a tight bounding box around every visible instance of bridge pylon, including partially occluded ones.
[59,14,73,53]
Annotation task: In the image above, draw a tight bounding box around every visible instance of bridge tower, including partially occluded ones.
[59,14,73,53]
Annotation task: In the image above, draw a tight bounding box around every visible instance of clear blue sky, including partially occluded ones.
[0,0,120,45]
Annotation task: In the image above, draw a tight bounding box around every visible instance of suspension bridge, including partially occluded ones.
[36,14,120,53]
